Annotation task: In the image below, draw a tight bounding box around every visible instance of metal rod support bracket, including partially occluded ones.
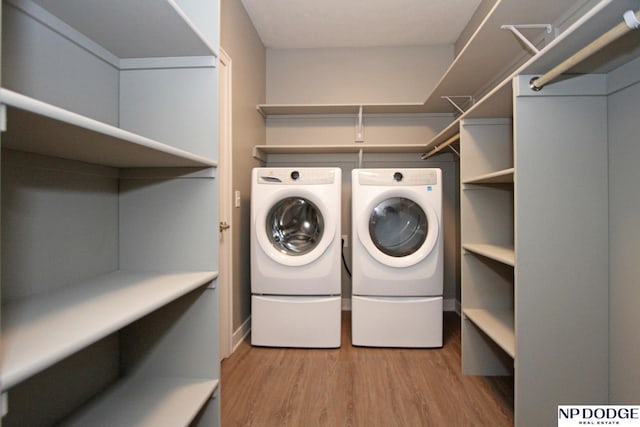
[624,10,640,29]
[500,24,553,54]
[440,96,474,114]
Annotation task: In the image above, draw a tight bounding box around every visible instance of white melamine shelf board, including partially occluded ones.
[253,144,429,160]
[0,89,217,168]
[0,270,218,390]
[424,0,637,152]
[464,168,515,184]
[463,243,515,266]
[25,0,217,59]
[463,308,515,358]
[256,0,581,118]
[256,103,429,117]
[63,376,218,427]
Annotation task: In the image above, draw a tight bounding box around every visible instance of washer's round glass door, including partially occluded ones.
[266,197,324,255]
[369,197,427,257]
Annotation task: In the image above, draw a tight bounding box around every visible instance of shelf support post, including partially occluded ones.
[500,24,553,55]
[355,105,365,142]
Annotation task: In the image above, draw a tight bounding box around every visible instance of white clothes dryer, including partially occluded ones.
[351,168,443,347]
[251,167,341,348]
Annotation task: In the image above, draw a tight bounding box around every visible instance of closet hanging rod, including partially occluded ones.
[421,133,460,160]
[530,9,640,91]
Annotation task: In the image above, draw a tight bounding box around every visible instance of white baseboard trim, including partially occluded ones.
[341,297,459,312]
[232,316,251,353]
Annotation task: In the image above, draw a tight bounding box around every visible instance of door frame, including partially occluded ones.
[218,48,233,360]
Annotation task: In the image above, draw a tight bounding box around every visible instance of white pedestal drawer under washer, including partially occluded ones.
[351,168,443,348]
[250,167,341,348]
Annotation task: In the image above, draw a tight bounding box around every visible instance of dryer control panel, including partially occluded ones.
[358,169,438,186]
[257,168,337,185]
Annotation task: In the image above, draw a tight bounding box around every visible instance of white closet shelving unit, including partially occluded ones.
[1,0,221,425]
[459,116,515,377]
[456,0,640,425]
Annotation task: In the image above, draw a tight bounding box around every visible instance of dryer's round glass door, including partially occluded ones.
[369,197,428,257]
[266,197,324,255]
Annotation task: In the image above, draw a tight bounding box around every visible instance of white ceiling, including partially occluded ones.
[240,0,482,49]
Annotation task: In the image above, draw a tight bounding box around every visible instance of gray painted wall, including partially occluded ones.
[266,45,453,104]
[220,0,266,332]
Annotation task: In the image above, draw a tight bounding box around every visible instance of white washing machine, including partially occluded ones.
[351,168,443,347]
[251,167,341,348]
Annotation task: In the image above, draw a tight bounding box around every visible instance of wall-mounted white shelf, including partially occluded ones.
[0,270,218,391]
[13,0,218,60]
[63,377,219,427]
[1,89,217,168]
[256,0,582,119]
[463,243,515,267]
[463,308,515,358]
[257,103,429,117]
[464,168,515,184]
[253,143,429,161]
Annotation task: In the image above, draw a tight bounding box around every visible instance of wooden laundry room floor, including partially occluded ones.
[221,311,514,426]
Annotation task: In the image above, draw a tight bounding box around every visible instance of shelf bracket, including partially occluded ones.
[500,24,553,55]
[0,104,6,132]
[252,146,267,163]
[440,96,474,114]
[448,144,460,157]
[355,105,365,143]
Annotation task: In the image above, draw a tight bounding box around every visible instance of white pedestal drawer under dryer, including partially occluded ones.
[351,168,443,348]
[250,167,342,348]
